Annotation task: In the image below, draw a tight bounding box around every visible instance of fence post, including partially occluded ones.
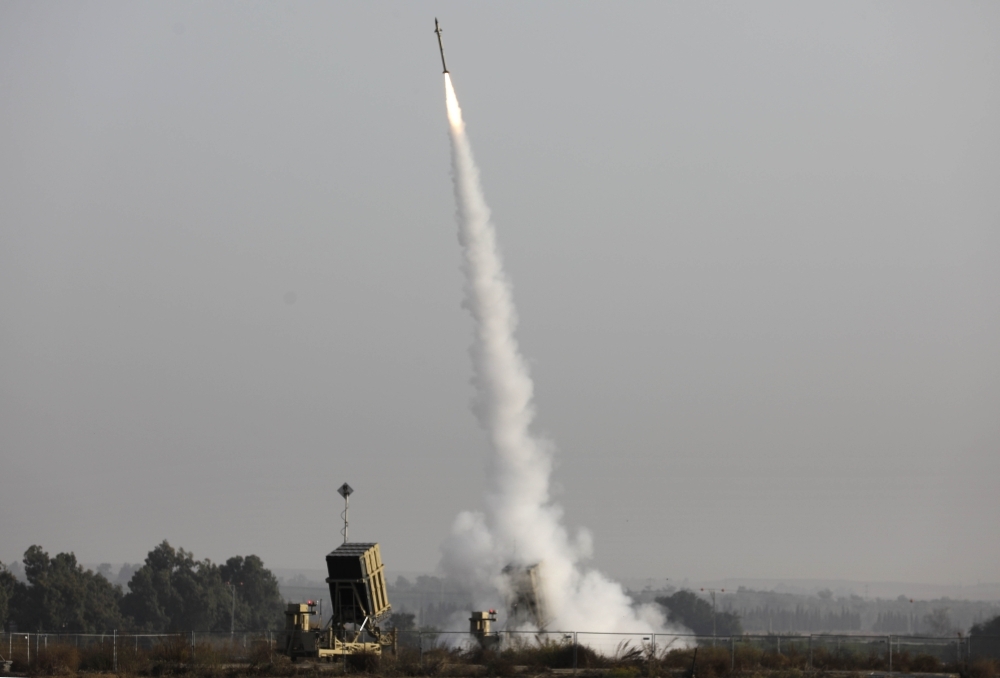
[887,635,891,673]
[808,635,812,669]
[419,631,423,668]
[573,632,578,676]
[731,635,735,672]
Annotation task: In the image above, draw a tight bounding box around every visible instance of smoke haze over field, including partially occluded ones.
[0,3,998,587]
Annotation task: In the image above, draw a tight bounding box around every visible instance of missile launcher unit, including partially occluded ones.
[326,542,391,628]
[280,542,396,660]
[502,562,548,630]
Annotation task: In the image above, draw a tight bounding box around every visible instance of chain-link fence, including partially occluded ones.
[1,629,997,674]
[0,631,277,672]
[413,630,1000,671]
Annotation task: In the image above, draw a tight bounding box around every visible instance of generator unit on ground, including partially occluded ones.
[280,542,396,660]
[469,609,500,648]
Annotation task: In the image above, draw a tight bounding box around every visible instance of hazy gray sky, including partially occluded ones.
[2,1,997,587]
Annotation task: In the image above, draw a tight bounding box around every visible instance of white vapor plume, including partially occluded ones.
[440,73,676,639]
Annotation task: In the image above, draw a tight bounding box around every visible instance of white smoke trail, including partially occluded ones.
[440,73,678,641]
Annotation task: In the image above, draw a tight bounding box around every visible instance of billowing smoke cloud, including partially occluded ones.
[439,74,676,639]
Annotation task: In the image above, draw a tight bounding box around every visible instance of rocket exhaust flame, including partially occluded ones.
[439,70,683,641]
[444,74,461,127]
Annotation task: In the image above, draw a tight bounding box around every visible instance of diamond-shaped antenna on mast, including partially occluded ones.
[338,483,353,543]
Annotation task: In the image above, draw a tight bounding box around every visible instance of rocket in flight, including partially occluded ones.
[434,18,449,73]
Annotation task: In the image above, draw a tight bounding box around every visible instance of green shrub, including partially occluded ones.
[78,642,115,672]
[659,647,721,678]
[911,653,943,672]
[484,654,516,677]
[607,667,640,678]
[31,644,80,675]
[149,635,191,663]
[660,648,697,670]
[348,650,381,673]
[732,643,763,671]
[247,638,274,666]
[965,658,999,678]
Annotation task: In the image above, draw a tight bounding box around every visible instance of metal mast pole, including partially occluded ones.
[338,483,353,544]
[230,583,236,638]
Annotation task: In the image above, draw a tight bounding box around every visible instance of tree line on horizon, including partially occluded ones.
[656,590,743,636]
[0,541,284,633]
[4,545,999,643]
[740,604,862,633]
